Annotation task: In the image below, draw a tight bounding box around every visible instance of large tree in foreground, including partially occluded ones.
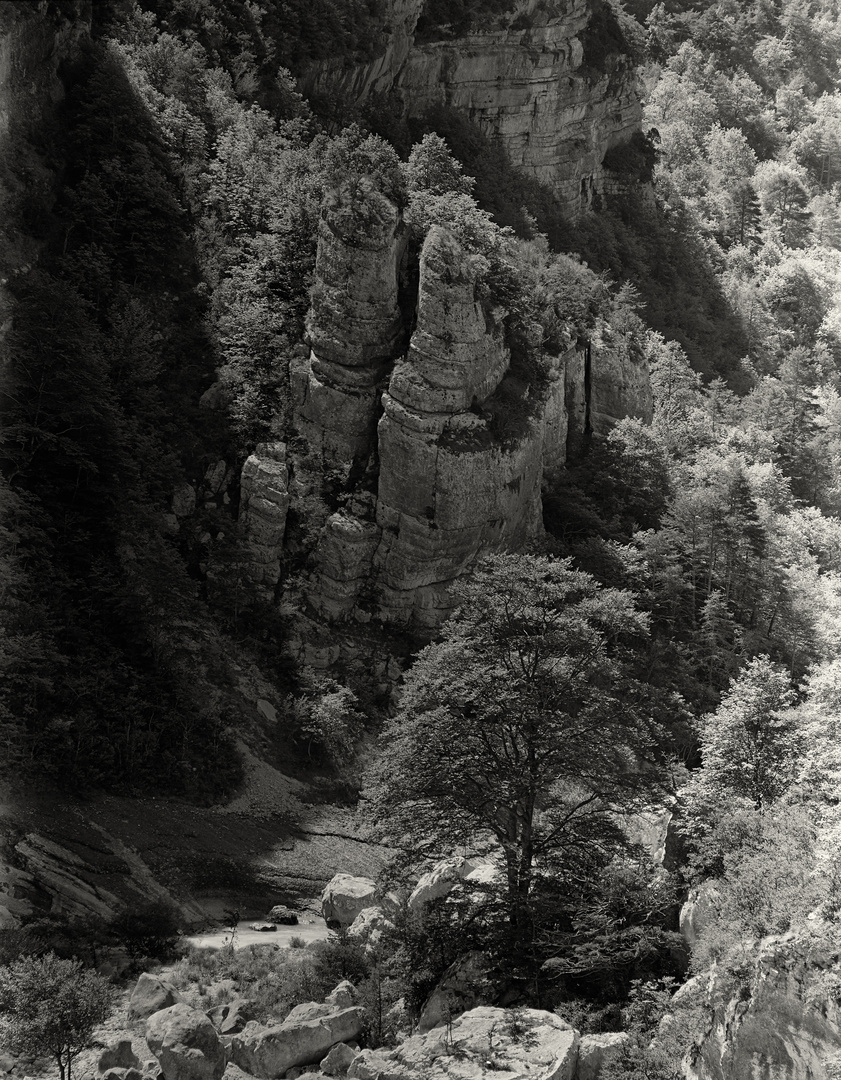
[366,554,670,946]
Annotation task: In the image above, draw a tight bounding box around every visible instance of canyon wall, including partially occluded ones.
[686,936,841,1080]
[300,0,641,219]
[242,184,652,657]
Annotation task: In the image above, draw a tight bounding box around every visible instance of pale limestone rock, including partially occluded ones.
[388,226,508,415]
[408,856,498,912]
[347,1006,578,1079]
[301,0,641,221]
[325,982,357,1008]
[130,974,183,1021]
[239,442,290,596]
[229,1007,365,1079]
[207,998,255,1036]
[347,906,392,949]
[296,179,407,475]
[679,882,721,949]
[577,1032,630,1080]
[145,1004,226,1080]
[321,874,378,927]
[97,1040,141,1074]
[418,951,493,1031]
[589,333,653,435]
[320,1042,357,1076]
[685,937,841,1079]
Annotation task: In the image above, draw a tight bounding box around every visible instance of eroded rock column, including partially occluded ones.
[291,178,408,477]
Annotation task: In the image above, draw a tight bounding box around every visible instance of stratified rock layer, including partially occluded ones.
[246,188,651,651]
[687,937,841,1080]
[300,0,640,219]
[294,179,408,475]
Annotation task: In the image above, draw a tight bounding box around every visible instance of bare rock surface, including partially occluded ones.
[347,1006,578,1079]
[97,1040,142,1074]
[145,1004,227,1080]
[129,974,183,1021]
[321,874,378,927]
[686,936,841,1079]
[229,1006,365,1079]
[577,1032,630,1080]
[301,0,641,220]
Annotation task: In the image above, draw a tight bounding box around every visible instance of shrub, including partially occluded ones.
[0,953,114,1080]
[109,899,182,961]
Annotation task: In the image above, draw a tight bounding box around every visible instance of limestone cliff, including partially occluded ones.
[300,0,641,219]
[686,935,841,1079]
[242,185,652,651]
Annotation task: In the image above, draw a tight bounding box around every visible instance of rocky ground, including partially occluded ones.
[0,746,390,931]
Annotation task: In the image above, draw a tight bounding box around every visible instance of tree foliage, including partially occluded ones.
[0,953,113,1080]
[366,554,670,946]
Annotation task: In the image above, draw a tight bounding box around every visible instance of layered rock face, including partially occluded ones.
[293,180,408,475]
[686,937,841,1079]
[300,0,641,219]
[243,185,651,649]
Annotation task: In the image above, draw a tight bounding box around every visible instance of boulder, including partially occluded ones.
[577,1032,630,1080]
[347,1006,578,1079]
[321,874,378,928]
[98,1040,141,1073]
[230,1006,366,1079]
[320,1042,358,1076]
[207,997,255,1036]
[101,1070,143,1080]
[145,1004,226,1080]
[419,951,493,1031]
[129,973,183,1021]
[347,906,392,949]
[268,905,299,925]
[407,857,498,912]
[250,923,278,932]
[324,981,356,1008]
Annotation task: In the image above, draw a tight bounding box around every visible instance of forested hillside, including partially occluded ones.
[3,0,841,1073]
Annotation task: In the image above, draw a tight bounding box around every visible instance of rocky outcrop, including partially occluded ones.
[408,856,499,912]
[419,951,494,1032]
[230,1005,366,1079]
[686,936,841,1079]
[1,828,183,927]
[257,179,651,653]
[300,0,641,221]
[293,180,408,477]
[347,1006,579,1079]
[321,873,378,927]
[130,974,183,1021]
[680,882,722,950]
[237,442,290,600]
[146,1004,227,1080]
[290,220,574,636]
[577,1033,630,1079]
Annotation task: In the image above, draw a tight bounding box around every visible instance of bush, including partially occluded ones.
[109,899,182,961]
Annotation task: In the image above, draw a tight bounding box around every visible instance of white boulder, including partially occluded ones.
[321,874,378,927]
[407,857,498,912]
[347,1005,578,1079]
[229,1005,365,1078]
[145,1004,226,1080]
[577,1032,630,1079]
